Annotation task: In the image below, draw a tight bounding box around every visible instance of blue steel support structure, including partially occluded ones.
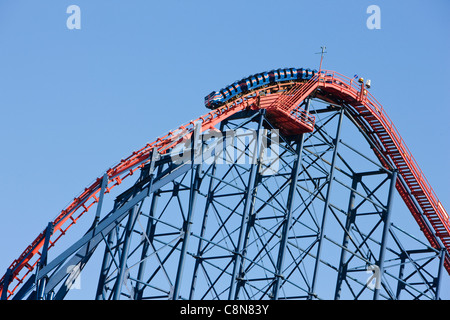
[374,169,398,300]
[172,123,203,300]
[309,106,344,300]
[4,95,448,301]
[36,222,54,300]
[271,134,304,300]
[229,110,265,300]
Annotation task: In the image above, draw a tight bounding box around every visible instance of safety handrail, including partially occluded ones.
[275,75,320,112]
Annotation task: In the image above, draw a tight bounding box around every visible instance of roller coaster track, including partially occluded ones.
[1,69,448,299]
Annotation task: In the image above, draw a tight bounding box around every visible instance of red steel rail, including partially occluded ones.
[1,70,448,299]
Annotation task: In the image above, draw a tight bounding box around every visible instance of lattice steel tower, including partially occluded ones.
[1,68,449,300]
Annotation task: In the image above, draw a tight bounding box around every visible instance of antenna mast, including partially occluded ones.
[317,46,327,73]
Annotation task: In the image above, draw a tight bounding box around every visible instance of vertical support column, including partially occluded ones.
[189,121,225,299]
[373,169,398,300]
[434,248,446,300]
[134,149,160,300]
[77,173,108,269]
[395,252,406,299]
[1,268,13,300]
[95,213,117,300]
[91,173,109,230]
[234,139,263,299]
[272,134,305,299]
[95,173,124,300]
[228,110,265,300]
[133,192,159,300]
[334,174,360,300]
[36,222,54,300]
[189,163,216,299]
[112,160,158,300]
[172,122,202,300]
[309,106,344,300]
[112,200,139,300]
[272,97,311,299]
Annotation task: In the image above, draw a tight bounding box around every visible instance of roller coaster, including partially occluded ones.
[1,66,448,300]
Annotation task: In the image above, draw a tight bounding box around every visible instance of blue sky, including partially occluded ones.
[0,0,449,299]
